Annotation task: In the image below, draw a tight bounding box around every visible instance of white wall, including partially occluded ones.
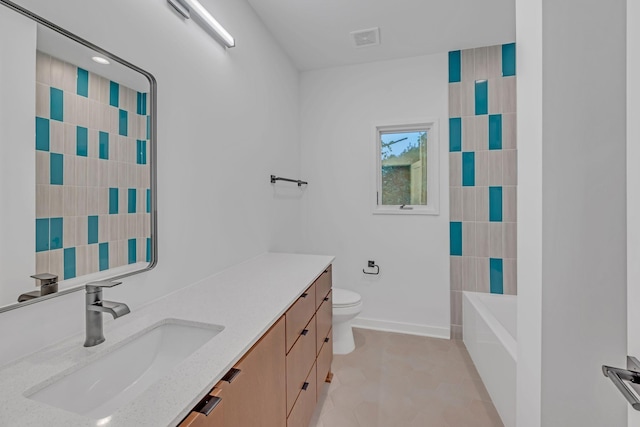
[517,0,628,425]
[0,0,302,366]
[299,54,450,337]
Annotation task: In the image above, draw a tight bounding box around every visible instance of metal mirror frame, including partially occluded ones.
[0,0,158,313]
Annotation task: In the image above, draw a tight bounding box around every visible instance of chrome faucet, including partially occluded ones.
[84,281,130,347]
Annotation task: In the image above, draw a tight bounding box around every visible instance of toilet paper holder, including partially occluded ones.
[363,260,380,275]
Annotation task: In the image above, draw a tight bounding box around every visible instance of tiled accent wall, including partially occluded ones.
[448,44,517,339]
[34,51,151,281]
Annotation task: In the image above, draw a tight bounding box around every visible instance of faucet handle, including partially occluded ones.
[31,273,58,286]
[86,280,123,293]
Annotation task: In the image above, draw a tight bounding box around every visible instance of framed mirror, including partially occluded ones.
[0,0,157,312]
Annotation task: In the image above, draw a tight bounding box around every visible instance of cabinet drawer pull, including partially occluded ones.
[301,329,309,336]
[301,292,308,298]
[197,395,222,416]
[324,337,330,343]
[221,368,242,383]
[323,296,330,302]
[302,382,309,391]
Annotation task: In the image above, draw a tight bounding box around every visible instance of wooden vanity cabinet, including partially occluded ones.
[179,387,224,427]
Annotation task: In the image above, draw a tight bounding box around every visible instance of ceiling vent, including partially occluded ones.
[350,27,380,48]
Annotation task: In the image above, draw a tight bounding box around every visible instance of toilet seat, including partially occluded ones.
[333,288,362,308]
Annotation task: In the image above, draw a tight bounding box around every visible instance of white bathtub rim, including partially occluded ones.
[463,291,517,362]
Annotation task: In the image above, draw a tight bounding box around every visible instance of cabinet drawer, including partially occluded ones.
[286,284,316,353]
[316,290,332,355]
[286,314,317,415]
[316,328,332,397]
[314,266,332,310]
[287,362,317,427]
[179,387,224,427]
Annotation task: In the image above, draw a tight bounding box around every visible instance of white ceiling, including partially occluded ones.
[246,0,516,71]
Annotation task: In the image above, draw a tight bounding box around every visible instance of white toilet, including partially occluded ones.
[332,288,363,355]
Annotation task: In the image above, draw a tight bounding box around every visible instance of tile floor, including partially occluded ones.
[309,328,503,427]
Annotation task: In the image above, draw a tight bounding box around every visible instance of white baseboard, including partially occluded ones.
[351,317,450,340]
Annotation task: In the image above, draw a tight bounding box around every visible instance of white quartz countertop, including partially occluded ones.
[0,252,334,426]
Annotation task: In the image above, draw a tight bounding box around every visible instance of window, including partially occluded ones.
[374,121,439,215]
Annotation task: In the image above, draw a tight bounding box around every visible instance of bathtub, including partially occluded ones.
[463,291,517,427]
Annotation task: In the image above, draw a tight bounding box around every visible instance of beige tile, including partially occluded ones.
[49,249,64,280]
[50,56,65,89]
[76,187,88,216]
[99,215,109,242]
[460,81,475,117]
[76,157,87,187]
[476,222,489,258]
[109,239,119,268]
[98,76,110,105]
[504,259,517,295]
[477,257,490,293]
[63,155,76,186]
[451,291,462,325]
[118,162,131,188]
[36,185,50,218]
[488,150,503,186]
[503,149,517,185]
[475,150,489,186]
[503,222,517,259]
[502,113,517,149]
[461,49,475,82]
[119,214,128,240]
[101,103,111,130]
[462,188,476,222]
[462,117,475,151]
[474,115,488,151]
[128,215,137,239]
[87,244,99,275]
[98,160,109,188]
[50,186,64,217]
[36,251,50,275]
[462,256,477,291]
[88,188,101,215]
[450,153,461,187]
[36,151,49,185]
[36,51,51,85]
[109,215,119,242]
[502,76,517,113]
[77,96,90,128]
[76,216,88,246]
[450,256,463,291]
[474,47,488,80]
[450,187,462,222]
[88,72,100,101]
[76,245,89,277]
[99,187,109,215]
[486,45,502,79]
[488,78,502,115]
[119,188,128,216]
[110,107,119,135]
[50,121,64,154]
[88,129,98,159]
[64,216,77,248]
[137,237,146,261]
[64,124,76,155]
[503,186,517,222]
[63,186,76,217]
[117,239,127,267]
[476,187,488,222]
[63,91,77,125]
[36,83,50,118]
[87,158,99,188]
[108,162,119,187]
[62,61,76,93]
[462,222,476,257]
[489,223,503,258]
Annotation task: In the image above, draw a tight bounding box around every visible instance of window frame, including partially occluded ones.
[372,120,440,216]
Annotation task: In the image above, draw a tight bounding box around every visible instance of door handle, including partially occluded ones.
[602,356,640,410]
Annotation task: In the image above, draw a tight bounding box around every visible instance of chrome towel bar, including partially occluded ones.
[603,356,640,411]
[270,175,308,187]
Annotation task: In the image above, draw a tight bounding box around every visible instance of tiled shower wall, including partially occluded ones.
[448,44,517,339]
[34,51,151,281]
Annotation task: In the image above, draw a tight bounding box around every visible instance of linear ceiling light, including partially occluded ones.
[167,0,235,48]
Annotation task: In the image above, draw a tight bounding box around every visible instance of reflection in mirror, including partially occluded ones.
[0,0,156,312]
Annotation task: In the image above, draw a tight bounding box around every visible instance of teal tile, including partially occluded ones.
[502,43,516,77]
[146,238,151,263]
[146,188,151,213]
[50,87,64,122]
[128,239,137,264]
[489,186,503,222]
[99,242,109,271]
[88,215,99,244]
[64,247,76,280]
[109,188,119,214]
[128,189,137,213]
[449,118,462,152]
[449,50,461,83]
[490,258,504,294]
[50,217,63,250]
[137,92,147,115]
[109,81,119,107]
[462,152,475,186]
[36,218,49,252]
[76,126,88,157]
[489,115,502,150]
[99,131,109,160]
[450,222,463,256]
[119,109,128,136]
[50,153,64,185]
[77,67,89,97]
[475,80,488,115]
[36,117,50,151]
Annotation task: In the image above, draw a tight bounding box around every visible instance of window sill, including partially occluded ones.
[372,206,440,216]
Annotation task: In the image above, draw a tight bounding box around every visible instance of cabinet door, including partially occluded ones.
[223,316,286,427]
[314,266,332,311]
[286,315,317,415]
[179,387,224,427]
[316,290,332,355]
[286,285,316,353]
[287,362,317,427]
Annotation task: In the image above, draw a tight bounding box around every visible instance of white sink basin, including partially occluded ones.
[27,319,224,420]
